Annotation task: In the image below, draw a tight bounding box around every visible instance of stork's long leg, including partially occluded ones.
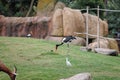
[67,43,69,48]
[66,43,72,66]
[66,43,70,56]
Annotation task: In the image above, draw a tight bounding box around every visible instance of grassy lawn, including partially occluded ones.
[0,37,120,80]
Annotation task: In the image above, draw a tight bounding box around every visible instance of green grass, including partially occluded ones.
[0,37,120,80]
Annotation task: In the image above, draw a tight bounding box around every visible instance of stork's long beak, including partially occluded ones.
[55,45,58,51]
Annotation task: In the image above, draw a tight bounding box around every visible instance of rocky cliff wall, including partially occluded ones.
[0,15,51,39]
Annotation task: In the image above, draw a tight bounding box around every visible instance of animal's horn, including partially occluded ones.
[13,65,17,75]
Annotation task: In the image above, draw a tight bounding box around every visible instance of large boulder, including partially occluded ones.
[70,37,86,46]
[107,38,119,52]
[51,7,85,37]
[63,8,85,36]
[51,9,63,36]
[51,7,108,38]
[60,73,92,80]
[88,38,119,53]
[102,20,108,36]
[88,39,110,51]
[83,13,108,38]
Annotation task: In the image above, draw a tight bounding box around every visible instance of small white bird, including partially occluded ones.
[66,57,72,67]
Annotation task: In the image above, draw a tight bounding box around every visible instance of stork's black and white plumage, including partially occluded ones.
[55,36,76,51]
[26,33,32,38]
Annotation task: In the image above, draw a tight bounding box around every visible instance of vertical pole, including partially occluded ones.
[97,6,100,48]
[86,6,89,47]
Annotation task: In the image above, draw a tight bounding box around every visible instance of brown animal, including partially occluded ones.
[0,61,17,80]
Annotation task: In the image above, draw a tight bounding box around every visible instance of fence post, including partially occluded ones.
[97,6,100,48]
[86,6,89,47]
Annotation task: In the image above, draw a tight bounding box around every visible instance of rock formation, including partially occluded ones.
[0,15,51,38]
[83,13,108,38]
[88,38,119,53]
[50,7,108,38]
[51,9,63,36]
[63,8,85,37]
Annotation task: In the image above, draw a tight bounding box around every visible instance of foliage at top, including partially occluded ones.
[58,0,105,17]
[0,0,38,17]
[105,0,120,37]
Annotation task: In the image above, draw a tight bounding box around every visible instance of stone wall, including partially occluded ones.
[0,15,51,39]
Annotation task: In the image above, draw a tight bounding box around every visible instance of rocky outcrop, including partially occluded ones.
[51,7,85,37]
[108,38,119,52]
[51,9,63,36]
[88,38,119,53]
[70,37,86,46]
[0,15,51,38]
[63,8,85,36]
[50,7,108,38]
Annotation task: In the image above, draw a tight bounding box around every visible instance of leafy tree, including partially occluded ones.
[106,0,120,37]
[0,0,38,17]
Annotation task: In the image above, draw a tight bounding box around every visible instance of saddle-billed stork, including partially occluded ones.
[55,36,76,51]
[26,31,33,38]
[26,33,32,38]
